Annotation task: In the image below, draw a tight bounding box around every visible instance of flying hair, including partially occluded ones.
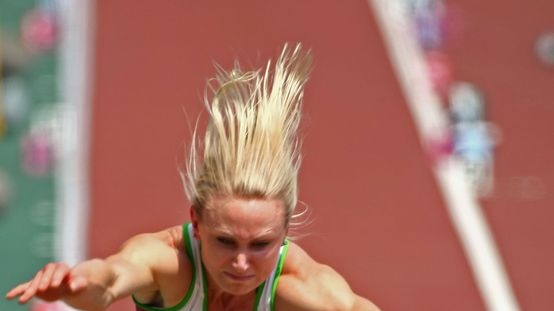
[183,43,312,226]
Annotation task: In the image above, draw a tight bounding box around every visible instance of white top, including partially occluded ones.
[134,223,289,311]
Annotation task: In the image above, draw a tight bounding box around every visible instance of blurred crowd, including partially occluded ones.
[1,0,60,219]
[407,0,500,197]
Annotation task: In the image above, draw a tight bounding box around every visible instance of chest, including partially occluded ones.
[207,293,256,311]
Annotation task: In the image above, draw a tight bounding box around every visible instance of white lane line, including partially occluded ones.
[368,1,520,310]
[56,0,94,275]
[55,1,95,310]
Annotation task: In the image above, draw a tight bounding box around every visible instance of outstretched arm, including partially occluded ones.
[352,295,381,311]
[277,243,381,311]
[277,265,381,311]
[5,231,177,310]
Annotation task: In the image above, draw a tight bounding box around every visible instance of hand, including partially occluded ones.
[5,262,88,304]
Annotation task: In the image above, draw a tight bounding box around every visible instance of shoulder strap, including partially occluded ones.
[131,224,205,311]
[254,240,290,311]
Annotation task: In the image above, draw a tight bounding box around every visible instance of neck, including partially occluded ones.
[206,275,257,309]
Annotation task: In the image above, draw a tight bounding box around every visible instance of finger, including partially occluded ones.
[39,263,57,291]
[5,282,31,299]
[18,270,43,303]
[69,276,88,292]
[51,264,70,287]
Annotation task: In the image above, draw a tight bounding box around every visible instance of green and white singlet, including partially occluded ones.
[134,223,289,311]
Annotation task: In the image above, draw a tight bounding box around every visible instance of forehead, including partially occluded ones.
[202,197,286,236]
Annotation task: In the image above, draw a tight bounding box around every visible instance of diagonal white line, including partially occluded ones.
[368,1,520,310]
[55,0,95,310]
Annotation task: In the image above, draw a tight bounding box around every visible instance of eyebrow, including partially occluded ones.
[212,228,280,240]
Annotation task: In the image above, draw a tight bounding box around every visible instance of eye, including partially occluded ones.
[216,237,236,247]
[250,241,270,250]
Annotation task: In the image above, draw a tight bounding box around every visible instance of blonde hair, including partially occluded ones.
[184,43,312,225]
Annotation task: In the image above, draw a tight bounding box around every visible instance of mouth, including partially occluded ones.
[224,272,255,281]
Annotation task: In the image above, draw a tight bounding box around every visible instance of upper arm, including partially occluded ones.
[100,230,181,301]
[102,237,157,299]
[305,264,371,311]
[352,295,382,311]
[276,243,381,311]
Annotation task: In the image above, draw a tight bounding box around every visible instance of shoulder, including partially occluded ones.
[115,225,184,264]
[275,242,381,311]
[118,225,193,304]
[105,225,187,284]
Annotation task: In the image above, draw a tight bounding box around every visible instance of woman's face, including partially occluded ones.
[191,196,288,295]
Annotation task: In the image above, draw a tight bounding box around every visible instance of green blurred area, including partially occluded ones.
[1,1,58,310]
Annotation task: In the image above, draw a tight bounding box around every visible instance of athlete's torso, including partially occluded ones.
[134,223,289,311]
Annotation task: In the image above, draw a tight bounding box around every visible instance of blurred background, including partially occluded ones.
[1,0,553,310]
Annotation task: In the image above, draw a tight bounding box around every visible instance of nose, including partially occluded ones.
[232,252,250,272]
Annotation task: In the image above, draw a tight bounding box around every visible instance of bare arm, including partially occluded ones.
[276,243,381,311]
[352,295,381,311]
[6,229,180,311]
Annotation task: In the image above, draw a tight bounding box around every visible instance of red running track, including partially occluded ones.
[87,1,553,310]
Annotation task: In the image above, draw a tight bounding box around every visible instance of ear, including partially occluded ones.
[284,224,290,244]
[190,207,200,239]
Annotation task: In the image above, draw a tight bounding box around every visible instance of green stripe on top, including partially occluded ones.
[182,223,198,309]
[253,281,267,310]
[201,262,209,311]
[271,240,290,311]
[131,224,197,311]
